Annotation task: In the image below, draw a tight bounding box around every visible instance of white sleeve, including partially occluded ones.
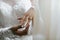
[14,0,32,13]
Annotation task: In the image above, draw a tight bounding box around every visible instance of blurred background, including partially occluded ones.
[33,0,60,40]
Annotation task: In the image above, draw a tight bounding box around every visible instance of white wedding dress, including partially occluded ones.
[0,0,33,40]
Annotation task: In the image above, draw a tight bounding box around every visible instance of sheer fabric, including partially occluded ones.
[0,0,33,40]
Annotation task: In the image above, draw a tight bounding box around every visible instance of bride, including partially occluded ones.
[0,0,35,40]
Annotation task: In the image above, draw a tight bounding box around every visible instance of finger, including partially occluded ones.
[25,23,30,29]
[17,17,24,25]
[17,17,22,20]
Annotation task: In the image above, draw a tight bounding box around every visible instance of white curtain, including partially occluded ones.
[38,0,60,40]
[49,0,60,40]
[32,0,42,34]
[38,0,51,40]
[37,0,60,40]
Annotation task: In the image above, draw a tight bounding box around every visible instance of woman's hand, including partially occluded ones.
[15,22,30,36]
[10,14,31,36]
[11,8,34,36]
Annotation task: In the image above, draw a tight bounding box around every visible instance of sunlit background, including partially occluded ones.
[33,0,60,40]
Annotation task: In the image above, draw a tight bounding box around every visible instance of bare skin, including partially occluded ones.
[10,8,35,36]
